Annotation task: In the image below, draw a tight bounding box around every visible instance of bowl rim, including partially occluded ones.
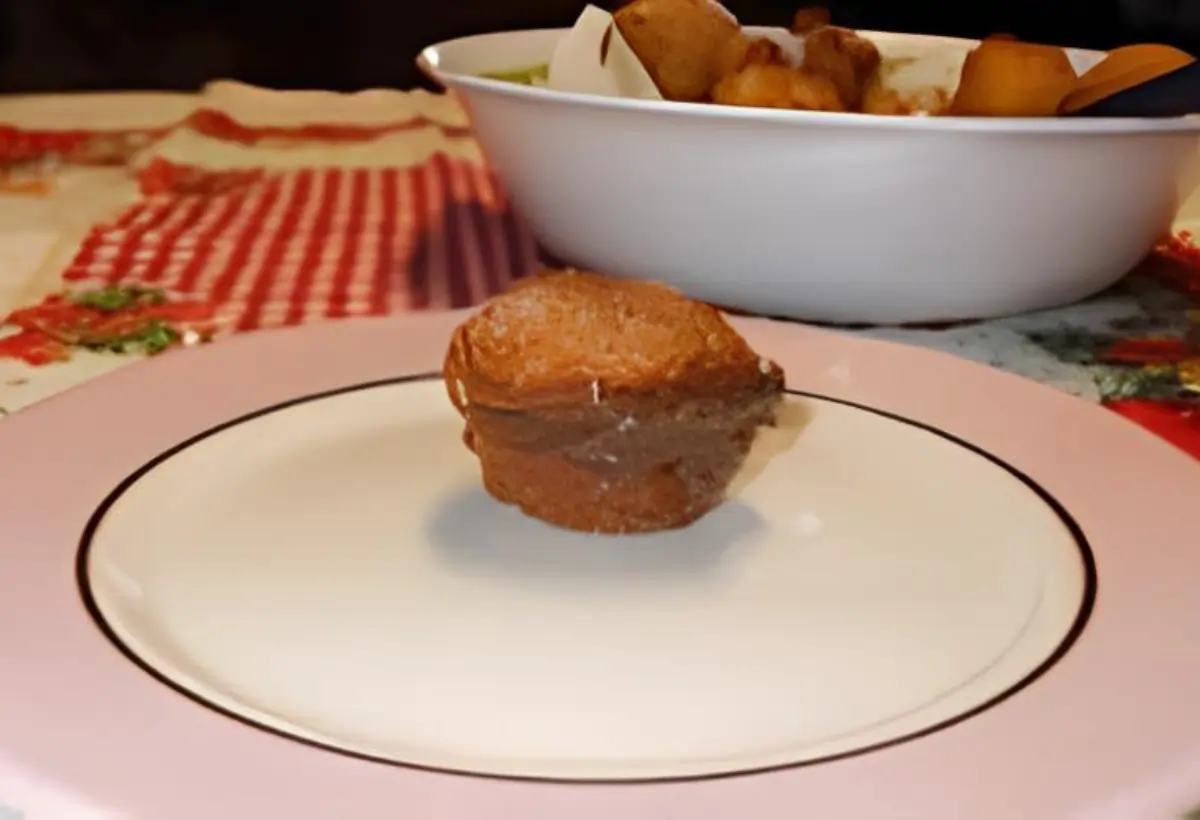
[418,27,1200,136]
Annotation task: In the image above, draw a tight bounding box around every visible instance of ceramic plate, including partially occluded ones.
[0,312,1197,819]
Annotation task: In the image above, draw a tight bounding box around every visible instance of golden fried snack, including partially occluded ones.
[713,62,846,111]
[741,36,788,67]
[1059,44,1195,114]
[861,79,951,116]
[614,0,751,101]
[444,271,785,534]
[801,26,883,110]
[860,81,908,115]
[791,6,831,35]
[950,38,1077,116]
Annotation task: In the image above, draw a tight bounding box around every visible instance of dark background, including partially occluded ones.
[0,0,1196,94]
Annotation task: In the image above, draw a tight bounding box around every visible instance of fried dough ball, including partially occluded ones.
[860,80,912,115]
[444,271,785,534]
[950,38,1077,116]
[712,62,846,111]
[710,11,874,114]
[801,26,882,110]
[614,0,751,102]
[791,6,831,34]
[861,80,951,116]
[741,36,788,67]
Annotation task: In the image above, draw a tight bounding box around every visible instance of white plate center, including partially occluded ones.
[83,378,1092,781]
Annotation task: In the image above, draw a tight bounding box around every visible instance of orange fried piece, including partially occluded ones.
[801,26,882,110]
[1060,44,1194,114]
[712,62,846,111]
[614,0,750,102]
[950,38,1077,116]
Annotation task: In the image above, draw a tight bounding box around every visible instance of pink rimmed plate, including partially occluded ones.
[0,312,1197,819]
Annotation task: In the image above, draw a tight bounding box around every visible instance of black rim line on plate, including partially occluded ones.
[74,373,1098,786]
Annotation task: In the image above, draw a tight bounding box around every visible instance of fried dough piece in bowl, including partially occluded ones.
[791,6,831,35]
[712,33,847,112]
[713,62,845,110]
[613,0,750,101]
[800,25,882,110]
[950,38,1077,116]
[444,271,785,534]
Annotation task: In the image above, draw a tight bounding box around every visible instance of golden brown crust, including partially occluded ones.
[712,63,846,112]
[444,271,776,410]
[790,6,832,35]
[444,270,784,534]
[613,0,750,102]
[800,26,882,110]
[950,38,1077,117]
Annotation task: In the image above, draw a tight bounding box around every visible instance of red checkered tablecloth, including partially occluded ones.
[61,153,540,333]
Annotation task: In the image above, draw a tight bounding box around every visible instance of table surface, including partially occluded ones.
[0,85,1197,820]
[0,90,1197,419]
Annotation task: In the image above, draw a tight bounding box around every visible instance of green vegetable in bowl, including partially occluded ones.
[480,63,549,86]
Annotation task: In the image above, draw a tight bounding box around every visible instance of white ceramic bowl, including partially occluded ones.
[420,29,1200,324]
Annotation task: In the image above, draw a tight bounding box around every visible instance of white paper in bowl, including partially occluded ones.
[547,5,663,100]
[868,33,970,96]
